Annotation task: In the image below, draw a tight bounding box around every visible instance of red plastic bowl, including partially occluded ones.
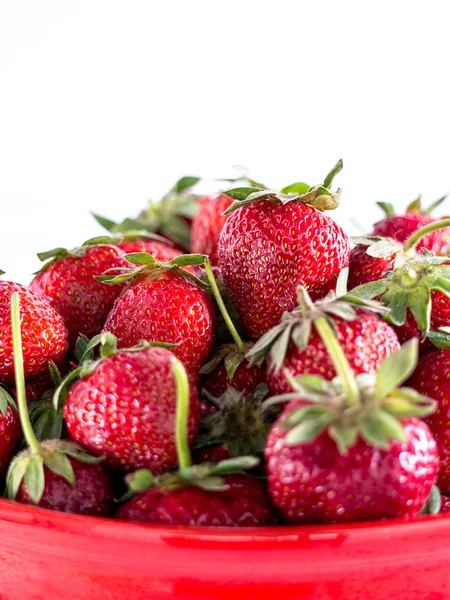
[1,498,449,600]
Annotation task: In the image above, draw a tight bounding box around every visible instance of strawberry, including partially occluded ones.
[29,243,130,347]
[101,253,215,373]
[265,329,439,524]
[201,354,266,401]
[93,176,201,251]
[408,350,450,494]
[0,281,68,385]
[348,218,450,289]
[441,497,450,513]
[218,161,350,340]
[191,195,233,264]
[6,293,115,516]
[0,388,21,477]
[350,252,450,350]
[247,281,399,395]
[63,334,200,473]
[372,195,450,254]
[116,358,276,526]
[85,230,183,263]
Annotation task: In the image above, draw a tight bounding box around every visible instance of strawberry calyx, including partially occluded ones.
[246,271,389,370]
[83,230,173,247]
[270,339,435,454]
[93,175,201,250]
[223,159,343,214]
[200,342,257,382]
[351,252,450,338]
[377,194,448,218]
[0,385,18,416]
[195,383,277,458]
[96,251,209,289]
[419,485,442,515]
[0,269,5,276]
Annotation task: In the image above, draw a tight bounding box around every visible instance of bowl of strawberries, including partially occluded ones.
[1,163,450,600]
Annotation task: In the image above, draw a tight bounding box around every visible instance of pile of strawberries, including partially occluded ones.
[2,161,450,527]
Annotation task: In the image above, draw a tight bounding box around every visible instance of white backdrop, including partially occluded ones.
[1,1,450,283]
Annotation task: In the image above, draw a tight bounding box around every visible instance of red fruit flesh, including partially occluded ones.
[103,272,215,374]
[191,195,233,265]
[372,213,450,254]
[17,458,115,516]
[116,475,276,526]
[348,244,396,289]
[267,314,400,395]
[0,407,22,477]
[218,201,350,340]
[408,350,450,494]
[265,404,439,524]
[0,281,68,385]
[30,245,130,347]
[64,347,200,473]
[117,240,182,263]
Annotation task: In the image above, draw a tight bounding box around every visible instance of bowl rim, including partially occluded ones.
[1,497,450,544]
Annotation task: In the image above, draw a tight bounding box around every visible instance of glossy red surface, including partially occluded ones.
[1,500,450,599]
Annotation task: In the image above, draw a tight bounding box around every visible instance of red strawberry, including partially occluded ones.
[116,357,276,526]
[202,357,266,401]
[191,195,233,264]
[64,336,200,473]
[102,253,215,374]
[408,350,450,494]
[218,161,350,339]
[265,338,439,524]
[0,281,68,385]
[0,388,22,477]
[93,175,201,251]
[85,230,184,263]
[247,284,399,395]
[441,497,450,513]
[372,195,450,254]
[6,293,115,517]
[29,244,130,347]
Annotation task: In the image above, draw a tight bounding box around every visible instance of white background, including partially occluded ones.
[1,1,450,283]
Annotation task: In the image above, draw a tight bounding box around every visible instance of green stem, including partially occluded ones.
[204,258,244,353]
[10,293,42,455]
[323,159,343,188]
[172,357,191,469]
[403,218,450,251]
[314,316,360,407]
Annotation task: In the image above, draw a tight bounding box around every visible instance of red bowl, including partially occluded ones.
[0,498,449,600]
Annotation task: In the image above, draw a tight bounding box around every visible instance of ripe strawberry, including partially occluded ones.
[63,335,200,473]
[84,231,183,263]
[265,337,439,524]
[6,293,115,516]
[93,175,201,251]
[441,497,450,513]
[191,195,233,264]
[247,283,399,395]
[0,281,68,385]
[218,161,350,339]
[0,388,22,477]
[29,244,130,347]
[372,195,450,254]
[116,358,276,526]
[102,253,215,373]
[348,218,450,289]
[408,350,450,494]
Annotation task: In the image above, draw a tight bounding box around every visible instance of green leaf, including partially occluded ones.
[366,239,403,258]
[6,455,29,500]
[375,339,418,400]
[280,182,310,195]
[323,159,343,188]
[53,366,84,410]
[293,375,331,394]
[285,414,333,446]
[124,252,157,266]
[359,418,390,449]
[427,330,450,350]
[92,213,117,232]
[349,280,389,299]
[60,442,104,464]
[126,468,155,493]
[329,423,358,454]
[169,253,208,267]
[430,276,450,298]
[351,236,383,246]
[192,477,229,492]
[160,216,192,250]
[290,320,312,350]
[424,195,447,215]
[408,286,431,333]
[222,187,264,201]
[223,351,245,383]
[335,268,349,297]
[100,332,118,358]
[172,176,200,194]
[245,322,287,365]
[0,386,13,416]
[24,455,45,504]
[406,196,422,214]
[270,323,294,372]
[419,485,441,515]
[281,404,331,429]
[44,452,75,486]
[209,456,259,476]
[377,202,396,217]
[383,289,409,325]
[383,392,436,418]
[0,269,5,276]
[74,333,102,364]
[114,218,157,234]
[37,247,69,262]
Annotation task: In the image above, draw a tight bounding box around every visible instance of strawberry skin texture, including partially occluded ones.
[0,281,68,385]
[408,350,450,494]
[0,407,22,477]
[372,213,449,254]
[267,314,400,395]
[348,244,396,289]
[116,475,277,526]
[117,240,182,262]
[17,459,115,516]
[103,273,215,374]
[30,246,130,347]
[218,201,351,340]
[191,195,233,265]
[441,496,450,513]
[265,404,439,524]
[64,347,200,473]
